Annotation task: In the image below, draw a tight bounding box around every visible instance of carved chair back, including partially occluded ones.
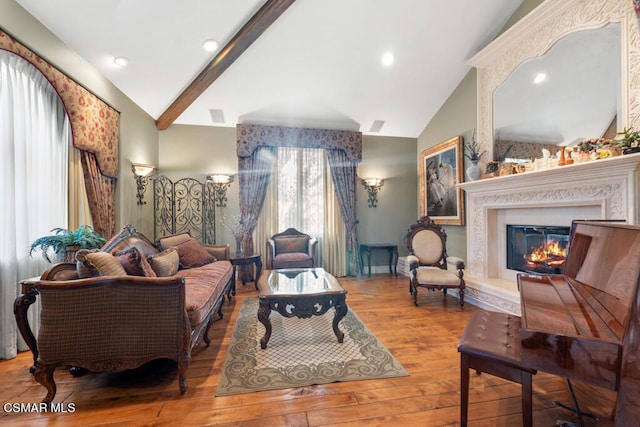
[404,216,448,269]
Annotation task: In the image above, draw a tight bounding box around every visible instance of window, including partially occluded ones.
[277,147,325,239]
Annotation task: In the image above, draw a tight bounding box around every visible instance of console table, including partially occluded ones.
[359,244,398,277]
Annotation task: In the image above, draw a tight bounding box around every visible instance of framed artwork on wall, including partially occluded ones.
[419,136,464,225]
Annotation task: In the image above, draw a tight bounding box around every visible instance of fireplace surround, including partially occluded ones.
[457,153,640,315]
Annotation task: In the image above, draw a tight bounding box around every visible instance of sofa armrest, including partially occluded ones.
[40,262,78,281]
[203,244,230,261]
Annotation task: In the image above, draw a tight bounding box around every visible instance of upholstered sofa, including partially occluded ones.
[14,225,234,404]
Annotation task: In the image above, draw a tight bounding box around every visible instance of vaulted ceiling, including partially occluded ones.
[17,0,523,138]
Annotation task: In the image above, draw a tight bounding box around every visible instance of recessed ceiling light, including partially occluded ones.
[202,39,219,52]
[534,73,547,84]
[113,56,128,67]
[381,52,394,67]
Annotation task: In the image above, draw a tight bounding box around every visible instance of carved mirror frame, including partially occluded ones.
[468,0,639,167]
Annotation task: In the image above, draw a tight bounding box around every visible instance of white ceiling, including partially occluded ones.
[16,0,524,138]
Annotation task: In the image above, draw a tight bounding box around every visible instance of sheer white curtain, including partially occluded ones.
[0,51,70,359]
[277,147,326,264]
[262,147,345,275]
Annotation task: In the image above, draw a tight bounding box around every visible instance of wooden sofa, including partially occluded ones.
[14,225,234,404]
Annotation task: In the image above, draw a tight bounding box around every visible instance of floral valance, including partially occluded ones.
[237,123,362,163]
[0,30,119,178]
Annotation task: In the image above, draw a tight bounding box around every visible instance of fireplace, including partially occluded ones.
[506,225,570,274]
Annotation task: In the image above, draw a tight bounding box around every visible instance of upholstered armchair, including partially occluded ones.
[266,228,317,269]
[404,216,465,308]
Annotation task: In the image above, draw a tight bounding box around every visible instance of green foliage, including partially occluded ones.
[29,225,107,262]
[614,127,640,149]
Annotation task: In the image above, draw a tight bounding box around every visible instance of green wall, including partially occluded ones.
[0,0,160,237]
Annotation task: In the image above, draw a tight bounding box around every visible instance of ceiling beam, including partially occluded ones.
[155,0,296,130]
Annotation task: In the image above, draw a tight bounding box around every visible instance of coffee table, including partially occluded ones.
[256,268,348,349]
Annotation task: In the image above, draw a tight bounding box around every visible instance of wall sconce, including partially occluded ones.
[207,174,234,207]
[361,178,384,208]
[131,163,156,205]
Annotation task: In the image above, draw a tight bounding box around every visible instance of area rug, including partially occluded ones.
[216,297,408,396]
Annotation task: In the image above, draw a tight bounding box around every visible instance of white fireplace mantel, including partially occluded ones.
[456,153,640,314]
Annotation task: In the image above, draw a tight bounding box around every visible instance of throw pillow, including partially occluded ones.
[76,249,127,277]
[157,232,191,251]
[113,247,157,277]
[148,247,180,277]
[174,238,215,268]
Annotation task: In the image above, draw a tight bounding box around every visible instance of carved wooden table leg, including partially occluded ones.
[333,297,348,343]
[13,288,39,373]
[258,299,272,349]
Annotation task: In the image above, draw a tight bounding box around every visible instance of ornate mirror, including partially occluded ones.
[469,0,637,165]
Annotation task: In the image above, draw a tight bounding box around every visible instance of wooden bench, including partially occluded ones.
[458,309,537,427]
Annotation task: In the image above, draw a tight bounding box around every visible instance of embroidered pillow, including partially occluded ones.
[113,247,157,277]
[148,247,180,277]
[174,238,215,268]
[76,249,127,277]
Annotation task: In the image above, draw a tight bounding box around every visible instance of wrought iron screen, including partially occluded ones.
[153,175,216,244]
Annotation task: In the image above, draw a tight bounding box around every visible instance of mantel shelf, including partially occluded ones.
[458,152,640,193]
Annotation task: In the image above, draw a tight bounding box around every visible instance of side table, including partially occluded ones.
[230,253,262,293]
[359,244,398,277]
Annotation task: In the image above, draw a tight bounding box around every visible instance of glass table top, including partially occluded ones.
[260,268,344,296]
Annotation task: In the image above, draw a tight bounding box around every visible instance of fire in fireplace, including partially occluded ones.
[506,225,570,274]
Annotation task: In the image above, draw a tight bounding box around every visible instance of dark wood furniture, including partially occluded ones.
[266,227,317,269]
[256,268,348,349]
[517,220,640,426]
[230,252,262,292]
[13,225,234,405]
[404,216,465,308]
[458,310,537,427]
[359,243,398,277]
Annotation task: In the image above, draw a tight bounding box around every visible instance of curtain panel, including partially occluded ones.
[1,30,120,237]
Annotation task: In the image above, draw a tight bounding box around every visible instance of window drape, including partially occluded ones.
[236,124,360,276]
[0,51,70,359]
[80,150,116,238]
[327,149,360,276]
[238,146,277,256]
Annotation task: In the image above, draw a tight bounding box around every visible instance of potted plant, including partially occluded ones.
[613,127,640,154]
[29,225,107,263]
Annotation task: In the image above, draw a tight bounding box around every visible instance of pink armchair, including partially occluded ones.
[266,228,317,269]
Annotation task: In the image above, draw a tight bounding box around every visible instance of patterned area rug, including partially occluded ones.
[216,297,408,396]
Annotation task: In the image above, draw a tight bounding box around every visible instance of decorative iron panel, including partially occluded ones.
[153,175,216,244]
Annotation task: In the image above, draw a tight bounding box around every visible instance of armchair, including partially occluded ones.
[266,228,317,269]
[404,216,465,308]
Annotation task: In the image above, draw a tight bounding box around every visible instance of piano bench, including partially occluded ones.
[458,309,537,427]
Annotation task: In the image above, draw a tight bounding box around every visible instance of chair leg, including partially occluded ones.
[459,288,465,309]
[460,353,470,427]
[412,285,418,306]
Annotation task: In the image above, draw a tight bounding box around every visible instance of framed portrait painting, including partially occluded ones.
[419,136,464,225]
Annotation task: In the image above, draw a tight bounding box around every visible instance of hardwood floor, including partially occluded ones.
[1,274,617,426]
